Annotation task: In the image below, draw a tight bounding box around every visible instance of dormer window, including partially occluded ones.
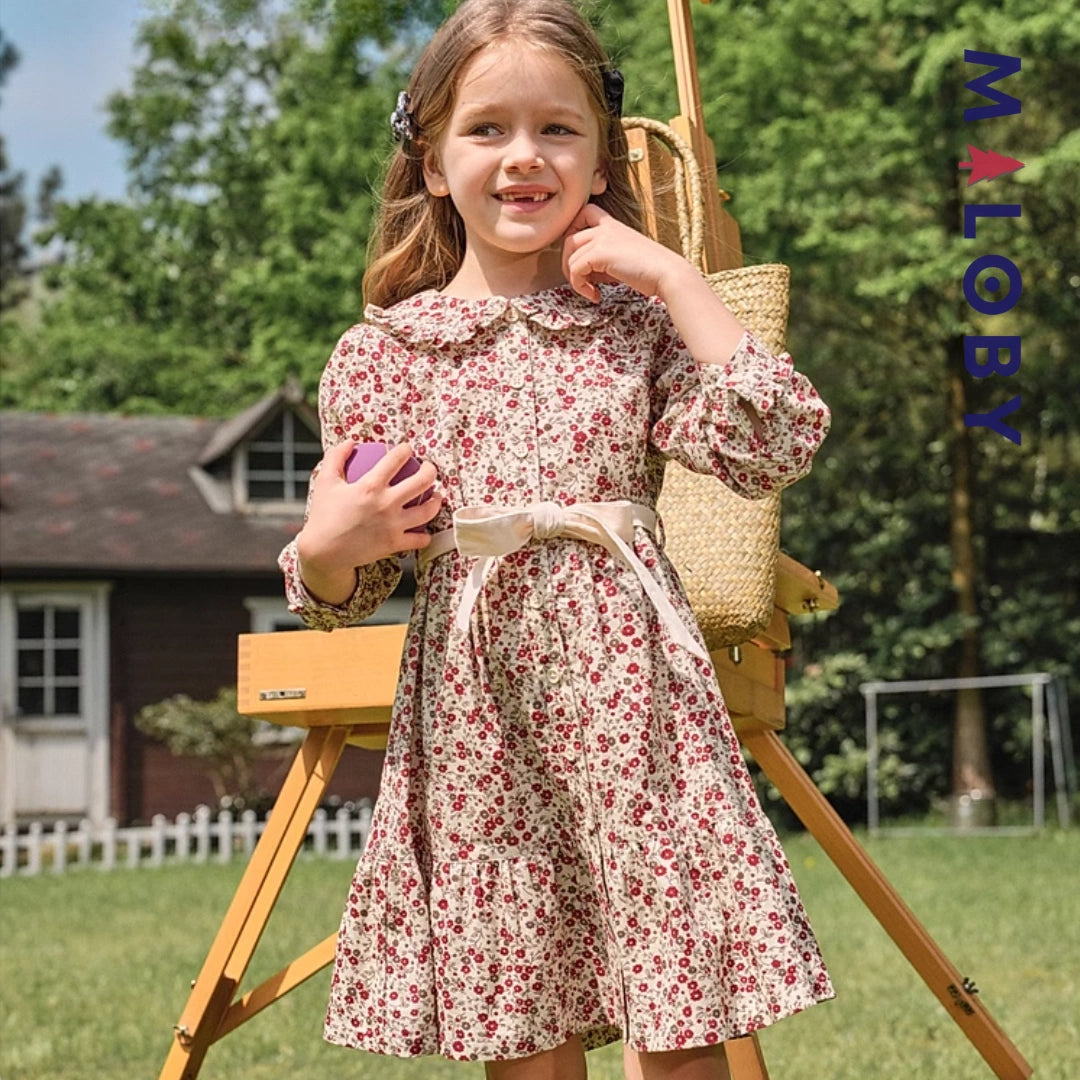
[191,380,323,515]
[238,410,321,511]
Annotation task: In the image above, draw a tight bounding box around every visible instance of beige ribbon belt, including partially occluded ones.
[417,500,707,661]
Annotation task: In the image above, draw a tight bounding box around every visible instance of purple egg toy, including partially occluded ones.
[344,441,434,532]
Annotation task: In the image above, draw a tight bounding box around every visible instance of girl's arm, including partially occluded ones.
[278,326,443,630]
[561,204,830,497]
[647,315,829,498]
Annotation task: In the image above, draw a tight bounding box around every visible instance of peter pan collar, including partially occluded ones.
[364,283,638,346]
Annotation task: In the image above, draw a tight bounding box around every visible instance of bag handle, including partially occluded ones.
[622,115,704,271]
[624,116,792,358]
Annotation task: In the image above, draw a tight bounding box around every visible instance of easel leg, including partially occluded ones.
[741,729,1032,1080]
[159,725,349,1080]
[723,1034,770,1079]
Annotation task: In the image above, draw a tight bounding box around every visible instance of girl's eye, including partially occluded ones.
[465,123,578,137]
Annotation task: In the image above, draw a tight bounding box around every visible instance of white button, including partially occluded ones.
[546,665,563,685]
[513,442,530,458]
[505,307,519,322]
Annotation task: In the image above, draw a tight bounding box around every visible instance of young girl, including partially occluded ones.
[279,1,834,1077]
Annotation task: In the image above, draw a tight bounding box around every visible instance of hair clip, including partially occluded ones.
[602,69,624,118]
[390,90,416,144]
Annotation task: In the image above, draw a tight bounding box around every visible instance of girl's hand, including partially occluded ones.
[295,440,443,605]
[564,202,752,376]
[561,202,694,303]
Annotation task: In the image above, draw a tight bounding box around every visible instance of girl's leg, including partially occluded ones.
[484,1034,587,1080]
[623,1042,731,1080]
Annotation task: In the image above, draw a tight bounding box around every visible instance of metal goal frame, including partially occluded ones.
[859,673,1074,835]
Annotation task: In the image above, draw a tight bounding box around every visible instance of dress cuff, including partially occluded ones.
[278,539,393,632]
[295,567,363,615]
[699,328,795,418]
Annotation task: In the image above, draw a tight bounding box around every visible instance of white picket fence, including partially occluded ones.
[0,802,373,878]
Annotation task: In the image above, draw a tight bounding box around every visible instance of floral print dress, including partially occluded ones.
[279,283,834,1062]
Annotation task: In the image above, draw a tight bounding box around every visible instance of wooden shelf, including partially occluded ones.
[237,560,840,744]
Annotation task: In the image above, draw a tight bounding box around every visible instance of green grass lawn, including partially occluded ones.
[1,831,1077,1079]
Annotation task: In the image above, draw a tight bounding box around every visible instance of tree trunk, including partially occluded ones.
[946,345,995,798]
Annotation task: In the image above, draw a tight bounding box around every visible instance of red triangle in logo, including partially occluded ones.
[958,145,1026,185]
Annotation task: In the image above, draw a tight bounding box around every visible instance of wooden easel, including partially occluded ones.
[159,558,1030,1080]
[158,3,1031,1076]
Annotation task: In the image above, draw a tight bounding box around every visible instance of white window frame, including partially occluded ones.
[243,595,415,632]
[233,410,321,515]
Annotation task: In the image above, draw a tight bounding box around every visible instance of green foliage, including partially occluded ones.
[0,29,29,313]
[616,0,1080,816]
[134,686,258,803]
[1,0,443,413]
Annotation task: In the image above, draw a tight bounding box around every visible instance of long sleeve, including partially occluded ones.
[277,324,404,631]
[649,318,830,499]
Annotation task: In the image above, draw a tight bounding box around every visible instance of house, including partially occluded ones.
[0,384,412,826]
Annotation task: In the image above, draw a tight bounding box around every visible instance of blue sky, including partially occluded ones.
[2,0,151,207]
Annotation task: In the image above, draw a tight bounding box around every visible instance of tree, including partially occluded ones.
[135,687,260,807]
[0,29,28,313]
[2,0,444,413]
[0,30,65,321]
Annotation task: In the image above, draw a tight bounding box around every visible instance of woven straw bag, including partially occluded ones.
[623,116,788,648]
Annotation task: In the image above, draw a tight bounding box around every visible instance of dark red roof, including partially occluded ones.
[0,409,306,575]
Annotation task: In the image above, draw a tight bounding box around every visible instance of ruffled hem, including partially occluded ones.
[324,814,833,1061]
[364,283,641,346]
[604,809,835,1047]
[325,837,626,1060]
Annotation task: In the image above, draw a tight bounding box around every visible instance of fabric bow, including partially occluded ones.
[446,500,707,661]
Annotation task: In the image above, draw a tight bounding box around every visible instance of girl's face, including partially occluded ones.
[423,39,608,294]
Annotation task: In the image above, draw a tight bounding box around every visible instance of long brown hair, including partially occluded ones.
[362,0,643,310]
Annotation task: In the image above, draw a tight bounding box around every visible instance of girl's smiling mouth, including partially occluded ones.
[494,190,554,203]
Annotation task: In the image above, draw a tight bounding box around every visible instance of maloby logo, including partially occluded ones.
[960,50,1024,446]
